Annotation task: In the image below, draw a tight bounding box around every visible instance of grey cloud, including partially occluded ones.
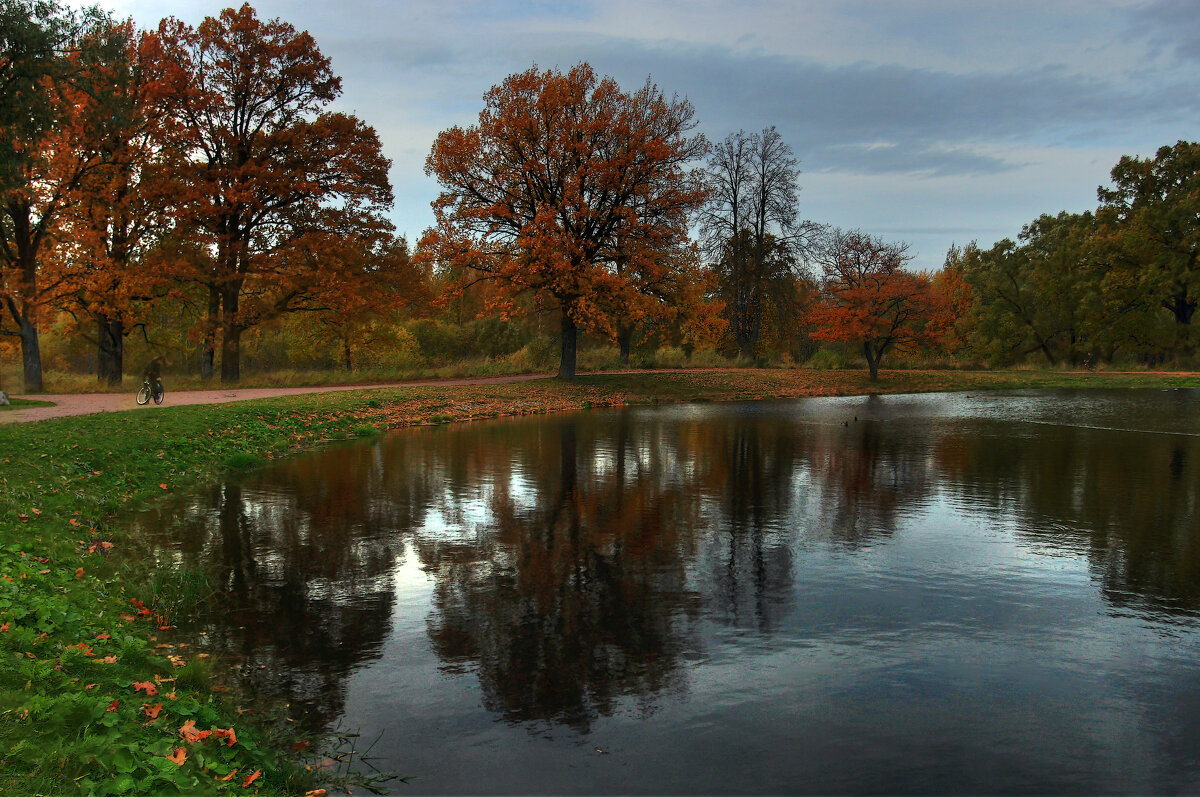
[503,35,1198,176]
[1132,0,1200,63]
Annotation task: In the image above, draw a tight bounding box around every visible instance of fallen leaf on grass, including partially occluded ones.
[106,700,119,712]
[212,727,237,747]
[179,719,212,743]
[166,747,187,766]
[74,568,85,578]
[132,681,158,696]
[242,770,261,788]
[220,769,238,782]
[143,702,163,719]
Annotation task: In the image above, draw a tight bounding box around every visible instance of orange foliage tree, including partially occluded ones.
[422,63,709,379]
[0,7,122,392]
[53,21,179,386]
[809,229,948,380]
[156,3,393,382]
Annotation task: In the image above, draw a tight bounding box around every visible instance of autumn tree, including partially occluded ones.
[929,244,974,357]
[0,2,119,391]
[272,224,424,372]
[809,229,946,380]
[700,127,818,359]
[422,63,708,379]
[1097,140,1200,354]
[156,3,392,382]
[53,21,178,385]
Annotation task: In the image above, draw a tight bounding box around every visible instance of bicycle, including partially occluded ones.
[136,378,165,406]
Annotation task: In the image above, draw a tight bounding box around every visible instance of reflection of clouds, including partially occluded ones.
[137,391,1200,758]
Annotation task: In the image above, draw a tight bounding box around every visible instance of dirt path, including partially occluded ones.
[1,373,555,424]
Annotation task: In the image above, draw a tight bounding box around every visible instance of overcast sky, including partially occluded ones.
[72,0,1200,269]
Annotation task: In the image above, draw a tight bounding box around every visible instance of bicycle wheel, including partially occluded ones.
[136,383,151,405]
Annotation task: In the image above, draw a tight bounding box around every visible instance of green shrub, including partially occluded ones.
[471,317,529,358]
[505,336,558,371]
[652,347,688,368]
[689,347,730,368]
[225,452,263,470]
[806,348,849,369]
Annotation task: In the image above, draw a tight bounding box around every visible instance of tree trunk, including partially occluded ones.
[617,322,634,365]
[1166,290,1197,325]
[96,316,124,386]
[220,325,242,383]
[864,342,880,381]
[557,312,578,380]
[343,337,353,372]
[19,315,43,393]
[200,286,219,380]
[1037,340,1057,366]
[220,283,241,383]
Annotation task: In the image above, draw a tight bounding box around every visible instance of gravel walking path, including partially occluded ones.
[1,373,553,424]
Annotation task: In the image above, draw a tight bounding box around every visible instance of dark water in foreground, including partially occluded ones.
[137,389,1200,794]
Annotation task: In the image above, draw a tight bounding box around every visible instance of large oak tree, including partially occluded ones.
[156,3,392,382]
[1097,140,1200,354]
[422,63,708,379]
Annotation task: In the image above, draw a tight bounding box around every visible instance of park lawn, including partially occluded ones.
[1,368,1198,796]
[0,398,53,412]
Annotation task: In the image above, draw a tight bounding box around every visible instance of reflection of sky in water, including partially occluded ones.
[137,389,1200,795]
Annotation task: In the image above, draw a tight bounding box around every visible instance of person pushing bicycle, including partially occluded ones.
[140,356,166,403]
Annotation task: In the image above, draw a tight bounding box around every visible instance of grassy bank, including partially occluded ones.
[2,368,1198,795]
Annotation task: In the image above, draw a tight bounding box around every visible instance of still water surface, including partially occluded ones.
[138,389,1200,794]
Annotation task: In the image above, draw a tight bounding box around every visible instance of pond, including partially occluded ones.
[135,389,1200,794]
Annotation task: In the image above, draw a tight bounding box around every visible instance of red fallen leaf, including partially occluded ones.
[166,747,187,766]
[106,699,119,712]
[74,568,85,578]
[100,655,118,664]
[242,770,261,788]
[69,518,80,526]
[143,702,163,719]
[290,739,312,752]
[120,614,137,622]
[84,683,97,690]
[304,790,328,797]
[95,633,110,640]
[132,681,158,696]
[31,508,41,515]
[159,483,168,490]
[0,623,8,633]
[38,569,50,575]
[179,719,212,743]
[220,769,238,782]
[213,727,237,747]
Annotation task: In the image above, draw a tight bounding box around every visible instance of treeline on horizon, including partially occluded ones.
[2,1,1197,393]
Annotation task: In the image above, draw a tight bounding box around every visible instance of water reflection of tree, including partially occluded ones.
[141,444,406,731]
[934,421,1200,615]
[416,416,704,731]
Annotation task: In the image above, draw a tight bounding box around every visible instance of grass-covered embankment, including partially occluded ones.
[2,368,1198,795]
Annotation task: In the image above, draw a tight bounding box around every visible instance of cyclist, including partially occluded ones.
[141,356,166,402]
